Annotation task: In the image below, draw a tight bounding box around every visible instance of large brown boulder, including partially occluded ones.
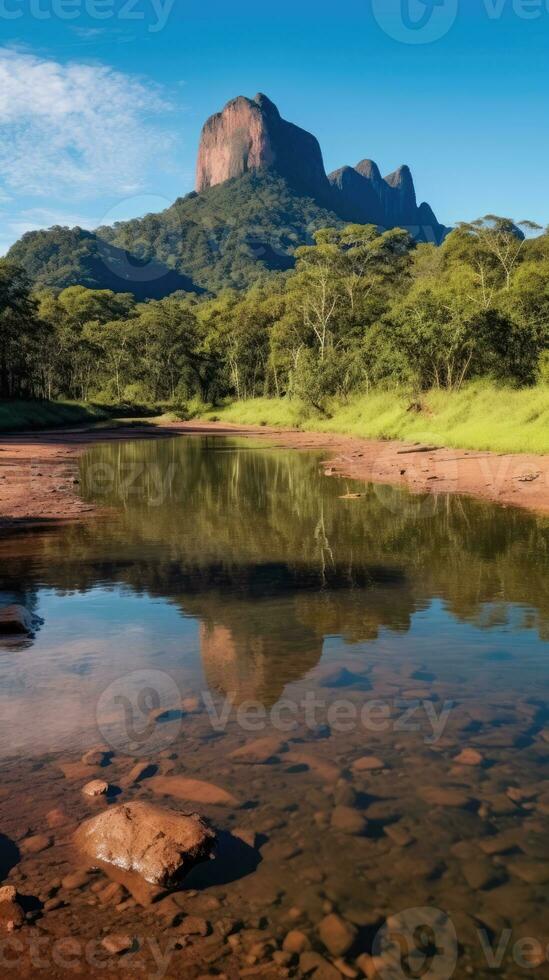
[74,802,216,886]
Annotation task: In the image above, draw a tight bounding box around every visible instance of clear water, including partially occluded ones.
[1,435,548,978]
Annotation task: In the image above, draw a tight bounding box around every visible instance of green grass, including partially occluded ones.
[0,399,112,433]
[203,381,549,455]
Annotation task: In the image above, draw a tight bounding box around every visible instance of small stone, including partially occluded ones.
[287,907,304,922]
[61,870,90,891]
[334,783,358,807]
[46,808,68,829]
[120,762,156,788]
[229,736,288,764]
[318,913,357,957]
[506,786,537,803]
[384,823,415,847]
[355,953,378,978]
[418,786,474,809]
[82,779,109,797]
[461,859,499,890]
[351,756,384,772]
[273,950,293,966]
[181,696,201,713]
[44,897,65,912]
[330,806,367,836]
[454,748,483,766]
[479,830,520,856]
[0,889,24,932]
[82,748,110,767]
[507,859,549,885]
[178,916,209,937]
[98,882,125,905]
[282,930,310,953]
[215,917,239,938]
[300,951,343,980]
[20,834,52,855]
[334,958,359,978]
[101,935,134,955]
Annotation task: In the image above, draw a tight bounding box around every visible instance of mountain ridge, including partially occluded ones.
[7,92,449,297]
[196,92,448,240]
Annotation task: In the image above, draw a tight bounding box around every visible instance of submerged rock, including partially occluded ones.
[0,604,35,635]
[229,736,288,764]
[0,886,24,932]
[149,775,237,806]
[82,779,109,798]
[101,934,135,955]
[318,913,357,956]
[454,748,483,767]
[74,801,216,886]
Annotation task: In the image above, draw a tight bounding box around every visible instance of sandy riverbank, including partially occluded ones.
[1,420,549,531]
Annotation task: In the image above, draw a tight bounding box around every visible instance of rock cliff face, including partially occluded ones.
[329,159,446,240]
[195,93,448,242]
[196,93,331,202]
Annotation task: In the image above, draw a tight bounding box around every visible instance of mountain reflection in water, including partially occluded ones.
[0,435,548,745]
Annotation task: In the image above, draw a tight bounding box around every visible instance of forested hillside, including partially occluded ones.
[2,218,547,415]
[7,225,198,300]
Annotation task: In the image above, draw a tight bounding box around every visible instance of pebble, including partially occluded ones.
[507,859,549,885]
[229,736,288,764]
[454,748,483,766]
[62,870,91,891]
[318,913,357,957]
[178,916,210,937]
[120,762,156,787]
[101,935,134,955]
[282,930,310,953]
[418,786,474,808]
[43,897,65,912]
[82,748,110,767]
[300,951,343,980]
[98,882,125,905]
[82,779,109,797]
[461,859,499,890]
[351,756,384,772]
[330,806,368,836]
[384,823,415,847]
[355,953,379,978]
[46,808,68,829]
[20,834,52,855]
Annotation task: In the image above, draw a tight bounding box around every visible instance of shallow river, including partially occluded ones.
[1,435,548,978]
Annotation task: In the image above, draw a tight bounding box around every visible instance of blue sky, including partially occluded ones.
[1,0,548,252]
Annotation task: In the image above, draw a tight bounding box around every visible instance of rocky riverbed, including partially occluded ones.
[1,664,548,979]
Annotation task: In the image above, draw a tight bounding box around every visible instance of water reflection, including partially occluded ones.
[0,435,548,738]
[2,437,549,978]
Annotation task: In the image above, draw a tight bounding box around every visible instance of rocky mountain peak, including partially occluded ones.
[195,92,447,242]
[195,92,330,201]
[355,159,383,185]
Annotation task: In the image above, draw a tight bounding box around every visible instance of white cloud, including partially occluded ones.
[0,47,176,200]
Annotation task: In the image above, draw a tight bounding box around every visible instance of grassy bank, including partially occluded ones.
[204,382,549,455]
[0,399,112,433]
